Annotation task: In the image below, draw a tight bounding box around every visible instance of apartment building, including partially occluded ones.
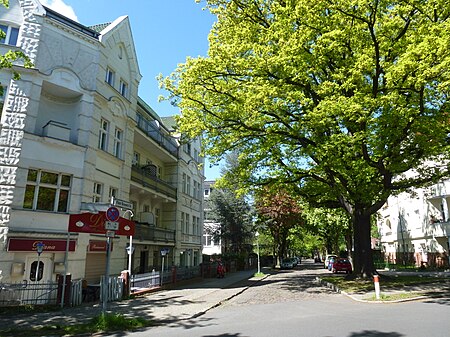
[0,0,203,283]
[377,181,450,268]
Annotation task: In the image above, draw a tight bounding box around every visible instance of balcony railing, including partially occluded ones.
[136,114,178,157]
[134,223,176,243]
[131,165,177,200]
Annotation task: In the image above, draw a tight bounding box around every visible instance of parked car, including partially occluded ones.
[324,254,337,269]
[332,258,353,274]
[280,258,296,269]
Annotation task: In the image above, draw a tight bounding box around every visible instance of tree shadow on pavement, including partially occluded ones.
[348,330,403,337]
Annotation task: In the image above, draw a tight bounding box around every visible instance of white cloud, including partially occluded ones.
[40,0,78,22]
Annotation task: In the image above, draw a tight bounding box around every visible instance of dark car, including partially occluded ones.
[332,258,352,274]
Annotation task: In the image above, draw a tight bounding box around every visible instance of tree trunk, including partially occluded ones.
[352,209,375,277]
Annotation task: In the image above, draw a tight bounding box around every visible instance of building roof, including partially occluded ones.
[43,6,100,39]
[89,22,111,33]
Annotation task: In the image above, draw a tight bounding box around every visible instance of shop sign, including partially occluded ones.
[68,211,135,236]
[8,238,76,252]
[88,240,113,252]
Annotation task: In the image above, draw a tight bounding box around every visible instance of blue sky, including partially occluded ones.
[40,0,222,180]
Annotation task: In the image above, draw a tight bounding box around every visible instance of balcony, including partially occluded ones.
[136,114,178,158]
[134,223,175,243]
[131,165,177,200]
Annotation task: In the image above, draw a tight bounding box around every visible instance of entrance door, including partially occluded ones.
[24,256,53,304]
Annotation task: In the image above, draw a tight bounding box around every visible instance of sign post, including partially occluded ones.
[160,248,169,286]
[34,241,44,282]
[102,207,120,313]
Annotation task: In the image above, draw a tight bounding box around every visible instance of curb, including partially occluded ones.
[316,277,428,303]
[190,274,270,319]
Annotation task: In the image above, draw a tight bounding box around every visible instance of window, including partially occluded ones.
[98,119,109,151]
[204,188,210,197]
[109,187,118,202]
[119,79,128,98]
[113,127,123,159]
[182,174,186,194]
[193,180,198,200]
[0,24,19,46]
[186,176,191,196]
[0,85,6,118]
[93,183,103,203]
[155,208,160,226]
[132,152,140,166]
[105,67,115,86]
[23,169,71,212]
[30,261,44,281]
[185,213,190,234]
[181,212,185,233]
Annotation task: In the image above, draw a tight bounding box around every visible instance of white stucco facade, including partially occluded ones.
[0,0,204,284]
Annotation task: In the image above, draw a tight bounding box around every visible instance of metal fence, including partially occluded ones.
[0,281,58,306]
[131,271,160,291]
[100,276,124,302]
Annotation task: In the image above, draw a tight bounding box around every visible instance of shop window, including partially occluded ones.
[23,169,71,212]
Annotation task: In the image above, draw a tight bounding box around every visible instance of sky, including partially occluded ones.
[39,0,222,180]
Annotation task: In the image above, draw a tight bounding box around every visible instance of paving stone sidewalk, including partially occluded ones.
[0,269,259,332]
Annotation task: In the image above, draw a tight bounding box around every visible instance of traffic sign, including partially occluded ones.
[106,230,115,238]
[105,221,119,230]
[160,248,170,256]
[106,206,120,221]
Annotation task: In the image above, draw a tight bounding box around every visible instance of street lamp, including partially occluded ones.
[255,232,260,274]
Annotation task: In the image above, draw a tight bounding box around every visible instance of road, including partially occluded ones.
[124,264,450,337]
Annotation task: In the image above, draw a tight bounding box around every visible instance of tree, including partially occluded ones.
[162,0,450,277]
[255,187,305,265]
[208,152,254,257]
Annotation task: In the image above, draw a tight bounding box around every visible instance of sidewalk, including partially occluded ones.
[0,269,260,331]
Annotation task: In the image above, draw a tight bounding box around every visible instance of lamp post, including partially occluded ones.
[35,241,44,282]
[255,232,260,274]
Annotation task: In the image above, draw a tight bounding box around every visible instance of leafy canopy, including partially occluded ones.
[162,0,450,215]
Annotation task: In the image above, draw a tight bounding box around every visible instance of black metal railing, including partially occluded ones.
[134,223,176,242]
[136,114,178,157]
[131,165,177,200]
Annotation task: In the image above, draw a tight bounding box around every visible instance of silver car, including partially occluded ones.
[280,258,296,269]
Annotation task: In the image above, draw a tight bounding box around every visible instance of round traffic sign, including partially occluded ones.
[106,206,120,221]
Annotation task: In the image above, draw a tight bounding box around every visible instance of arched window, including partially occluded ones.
[30,261,44,281]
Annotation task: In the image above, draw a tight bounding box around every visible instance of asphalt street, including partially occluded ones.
[130,265,450,337]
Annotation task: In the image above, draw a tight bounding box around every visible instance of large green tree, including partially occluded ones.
[162,0,450,277]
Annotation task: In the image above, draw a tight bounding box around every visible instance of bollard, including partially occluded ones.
[373,274,380,299]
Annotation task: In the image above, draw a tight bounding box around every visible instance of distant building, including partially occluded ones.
[202,180,222,256]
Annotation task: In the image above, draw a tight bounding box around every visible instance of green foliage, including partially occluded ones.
[0,2,33,83]
[162,0,450,275]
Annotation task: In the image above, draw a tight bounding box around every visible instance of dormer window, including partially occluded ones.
[0,24,19,46]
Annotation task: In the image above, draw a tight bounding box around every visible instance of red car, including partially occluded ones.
[332,258,352,274]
